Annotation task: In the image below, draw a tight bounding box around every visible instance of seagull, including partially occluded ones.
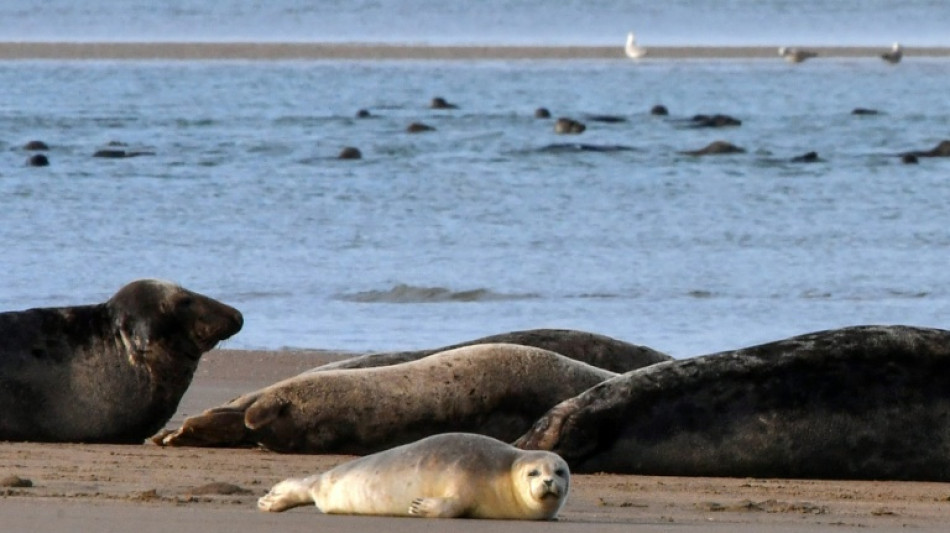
[625,32,646,59]
[881,42,903,64]
[778,46,818,63]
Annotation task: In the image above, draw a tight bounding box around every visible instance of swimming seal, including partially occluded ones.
[0,279,243,443]
[516,325,950,481]
[154,343,617,453]
[258,433,569,520]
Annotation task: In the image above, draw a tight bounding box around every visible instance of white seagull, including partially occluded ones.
[778,46,818,63]
[881,42,903,64]
[625,32,646,59]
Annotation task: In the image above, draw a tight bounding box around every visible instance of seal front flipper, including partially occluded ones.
[409,497,466,518]
[153,406,251,447]
[258,477,315,512]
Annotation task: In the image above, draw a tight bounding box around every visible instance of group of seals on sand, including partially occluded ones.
[8,284,950,517]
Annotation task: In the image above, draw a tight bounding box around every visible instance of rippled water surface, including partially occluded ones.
[4,0,950,45]
[2,57,950,355]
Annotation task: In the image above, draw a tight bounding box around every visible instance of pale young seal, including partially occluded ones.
[154,343,616,453]
[516,325,950,481]
[310,328,671,373]
[258,433,569,520]
[0,279,243,443]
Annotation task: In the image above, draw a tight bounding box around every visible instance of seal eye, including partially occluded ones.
[527,469,540,477]
[555,468,566,478]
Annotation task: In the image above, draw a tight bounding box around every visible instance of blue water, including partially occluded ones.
[2,2,950,357]
[3,0,950,46]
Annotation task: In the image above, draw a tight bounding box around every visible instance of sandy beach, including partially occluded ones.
[2,41,950,60]
[2,348,950,532]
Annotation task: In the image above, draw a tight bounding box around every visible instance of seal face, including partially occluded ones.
[156,343,618,453]
[516,325,950,481]
[258,433,570,520]
[0,279,243,443]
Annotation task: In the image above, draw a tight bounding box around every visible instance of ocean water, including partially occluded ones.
[2,2,950,357]
[3,0,950,46]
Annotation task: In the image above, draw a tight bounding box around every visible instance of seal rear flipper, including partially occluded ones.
[153,406,252,447]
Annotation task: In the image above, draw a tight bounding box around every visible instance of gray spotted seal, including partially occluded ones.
[311,328,671,373]
[0,279,243,443]
[515,325,950,481]
[154,343,617,453]
[258,432,569,520]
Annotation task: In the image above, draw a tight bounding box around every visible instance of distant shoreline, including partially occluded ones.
[2,42,950,60]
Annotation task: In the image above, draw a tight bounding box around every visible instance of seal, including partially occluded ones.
[515,325,950,481]
[154,343,617,453]
[310,328,671,374]
[680,140,745,156]
[554,118,586,134]
[900,140,950,158]
[258,433,569,520]
[0,279,243,443]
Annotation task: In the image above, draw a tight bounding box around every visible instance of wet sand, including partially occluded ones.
[3,348,950,532]
[1,41,949,60]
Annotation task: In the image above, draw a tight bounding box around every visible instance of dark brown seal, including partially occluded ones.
[27,154,50,167]
[516,325,950,481]
[554,118,586,134]
[430,97,458,109]
[23,140,49,151]
[407,122,436,133]
[311,328,671,373]
[534,107,552,119]
[900,140,950,158]
[154,343,617,454]
[0,279,243,443]
[680,140,746,156]
[688,114,741,128]
[337,147,362,160]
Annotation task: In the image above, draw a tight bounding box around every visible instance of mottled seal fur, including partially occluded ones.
[516,325,950,481]
[311,328,671,373]
[155,343,617,453]
[0,279,243,443]
[258,433,569,520]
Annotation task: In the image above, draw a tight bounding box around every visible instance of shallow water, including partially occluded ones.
[2,56,949,356]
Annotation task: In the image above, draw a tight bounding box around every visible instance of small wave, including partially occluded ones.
[535,143,636,154]
[336,283,538,303]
